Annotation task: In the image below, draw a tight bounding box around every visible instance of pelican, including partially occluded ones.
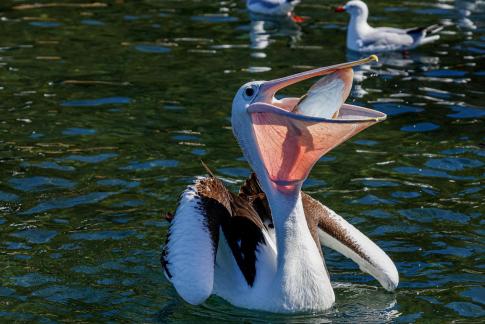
[161,55,399,313]
[336,1,443,53]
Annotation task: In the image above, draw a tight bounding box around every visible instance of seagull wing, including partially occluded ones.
[302,193,399,291]
[405,24,443,46]
[358,30,414,52]
[374,26,408,34]
[367,24,443,51]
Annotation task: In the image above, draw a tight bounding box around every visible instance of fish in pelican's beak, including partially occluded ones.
[231,55,385,190]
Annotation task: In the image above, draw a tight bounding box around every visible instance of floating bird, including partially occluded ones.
[336,1,443,52]
[249,13,301,50]
[247,0,306,22]
[455,0,479,30]
[161,56,399,313]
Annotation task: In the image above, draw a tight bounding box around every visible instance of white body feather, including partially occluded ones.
[164,185,215,304]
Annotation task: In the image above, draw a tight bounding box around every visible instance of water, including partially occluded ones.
[0,0,483,322]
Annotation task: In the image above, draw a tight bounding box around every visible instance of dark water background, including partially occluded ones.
[0,0,484,322]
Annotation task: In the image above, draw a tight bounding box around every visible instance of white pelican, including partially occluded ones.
[161,55,399,313]
[336,1,443,53]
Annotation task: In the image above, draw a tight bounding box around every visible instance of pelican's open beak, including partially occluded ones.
[247,55,385,188]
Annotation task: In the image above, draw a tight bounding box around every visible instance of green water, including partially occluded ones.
[0,0,483,322]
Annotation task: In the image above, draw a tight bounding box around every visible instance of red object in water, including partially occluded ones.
[291,15,307,23]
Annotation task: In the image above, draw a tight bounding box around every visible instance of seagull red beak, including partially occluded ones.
[335,6,346,12]
[247,56,385,189]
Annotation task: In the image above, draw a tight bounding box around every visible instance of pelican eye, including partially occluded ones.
[243,84,259,101]
[245,87,255,97]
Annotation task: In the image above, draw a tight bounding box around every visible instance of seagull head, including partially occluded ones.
[231,56,385,193]
[335,0,369,18]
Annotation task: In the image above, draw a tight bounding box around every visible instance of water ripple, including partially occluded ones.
[81,19,105,26]
[120,160,179,171]
[191,15,238,23]
[70,230,137,241]
[9,176,75,192]
[96,179,140,188]
[446,302,485,317]
[373,103,424,116]
[32,285,111,304]
[11,228,57,244]
[20,161,75,172]
[399,208,471,224]
[425,157,483,171]
[401,122,440,132]
[0,0,483,321]
[423,70,467,77]
[350,194,396,205]
[0,190,19,202]
[20,192,116,215]
[61,97,131,107]
[30,21,62,28]
[393,166,475,180]
[446,104,485,118]
[461,287,485,305]
[134,44,171,54]
[62,128,96,136]
[61,153,118,164]
[391,191,421,199]
[11,273,58,287]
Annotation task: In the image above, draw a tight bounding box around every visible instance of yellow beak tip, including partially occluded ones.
[370,54,379,62]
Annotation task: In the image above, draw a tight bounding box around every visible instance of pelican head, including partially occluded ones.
[231,55,385,192]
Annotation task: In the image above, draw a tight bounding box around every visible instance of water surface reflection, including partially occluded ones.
[0,0,483,322]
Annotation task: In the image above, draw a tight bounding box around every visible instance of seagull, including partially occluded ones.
[247,0,306,22]
[455,0,479,30]
[161,55,399,313]
[336,0,443,52]
[249,14,301,50]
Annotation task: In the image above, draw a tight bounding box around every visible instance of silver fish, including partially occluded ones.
[293,68,354,119]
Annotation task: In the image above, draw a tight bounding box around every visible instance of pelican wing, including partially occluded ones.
[301,193,399,291]
[162,177,229,304]
[162,175,267,304]
[239,173,272,226]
